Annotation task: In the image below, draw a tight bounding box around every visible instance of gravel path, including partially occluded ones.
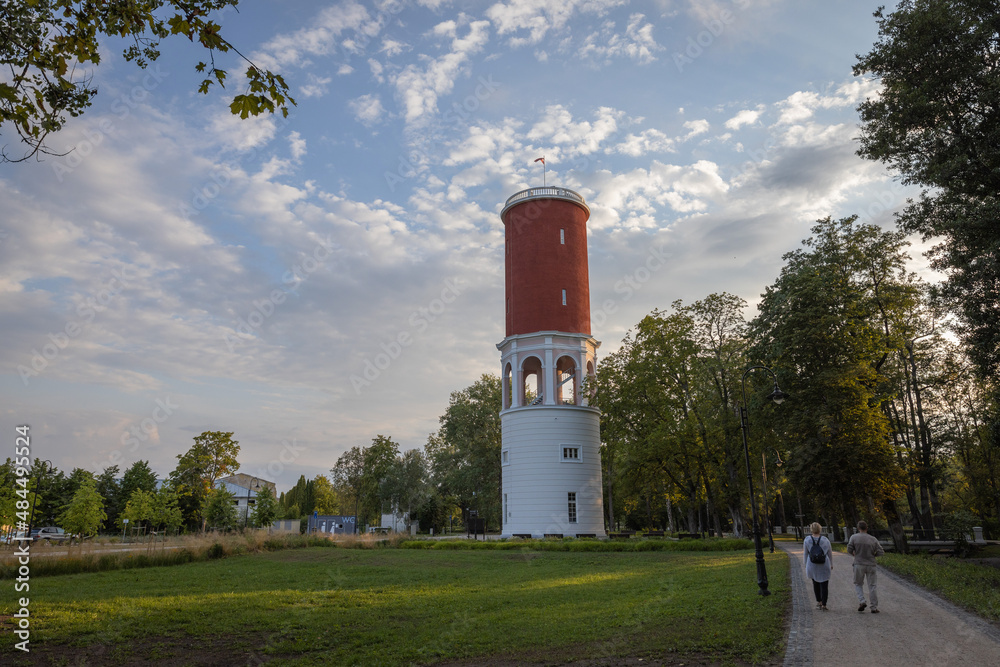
[777,541,1000,666]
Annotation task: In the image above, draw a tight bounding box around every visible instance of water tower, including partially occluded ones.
[497,186,606,538]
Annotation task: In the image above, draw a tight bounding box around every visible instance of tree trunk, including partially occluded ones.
[666,493,675,533]
[882,498,909,554]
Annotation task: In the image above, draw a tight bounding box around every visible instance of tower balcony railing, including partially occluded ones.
[501,187,589,217]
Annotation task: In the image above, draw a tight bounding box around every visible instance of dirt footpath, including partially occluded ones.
[778,542,1000,666]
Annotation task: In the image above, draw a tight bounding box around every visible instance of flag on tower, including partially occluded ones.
[534,157,545,164]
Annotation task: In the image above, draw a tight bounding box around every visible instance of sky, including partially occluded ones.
[1,0,928,493]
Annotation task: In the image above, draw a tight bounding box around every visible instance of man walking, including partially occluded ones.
[847,520,885,613]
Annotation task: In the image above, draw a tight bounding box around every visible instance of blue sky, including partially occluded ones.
[0,0,927,492]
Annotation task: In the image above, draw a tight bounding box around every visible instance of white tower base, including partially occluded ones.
[500,405,606,537]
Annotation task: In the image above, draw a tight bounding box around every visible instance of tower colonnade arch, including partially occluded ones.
[497,331,599,411]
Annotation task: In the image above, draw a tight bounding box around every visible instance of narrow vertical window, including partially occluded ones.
[560,228,565,244]
[504,493,508,522]
[562,289,567,306]
[568,492,577,524]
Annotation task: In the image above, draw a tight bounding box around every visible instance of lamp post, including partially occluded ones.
[25,460,52,542]
[739,366,788,596]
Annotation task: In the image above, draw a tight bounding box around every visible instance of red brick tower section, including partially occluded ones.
[501,188,591,337]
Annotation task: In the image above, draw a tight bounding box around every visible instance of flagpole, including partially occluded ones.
[534,156,546,186]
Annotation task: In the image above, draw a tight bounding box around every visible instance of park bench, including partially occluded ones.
[512,533,532,539]
[543,533,563,539]
[575,533,596,538]
[644,531,665,537]
[677,533,702,539]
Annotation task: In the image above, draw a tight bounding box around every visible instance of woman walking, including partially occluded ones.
[804,522,833,610]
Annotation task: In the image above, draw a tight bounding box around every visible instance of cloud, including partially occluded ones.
[682,119,710,140]
[577,13,663,64]
[299,74,334,98]
[725,106,764,130]
[392,20,491,124]
[487,0,627,47]
[611,128,676,157]
[255,1,374,70]
[349,94,387,126]
[527,105,624,156]
[775,80,881,125]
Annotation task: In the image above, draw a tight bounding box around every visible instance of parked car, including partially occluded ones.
[30,526,72,542]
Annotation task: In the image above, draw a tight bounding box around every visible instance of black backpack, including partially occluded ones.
[809,536,826,564]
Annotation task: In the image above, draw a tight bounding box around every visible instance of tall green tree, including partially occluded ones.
[1,0,295,161]
[360,435,400,525]
[750,216,911,537]
[597,300,747,536]
[151,484,184,534]
[250,486,279,530]
[59,478,106,540]
[425,375,502,529]
[381,449,430,531]
[169,431,240,530]
[202,486,238,531]
[120,488,156,534]
[120,460,158,506]
[95,465,121,532]
[312,475,339,515]
[281,475,315,518]
[855,0,1000,380]
[331,448,363,519]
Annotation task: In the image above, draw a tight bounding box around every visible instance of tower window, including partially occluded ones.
[560,228,565,244]
[568,492,577,524]
[562,446,580,461]
[562,289,567,306]
[502,450,510,465]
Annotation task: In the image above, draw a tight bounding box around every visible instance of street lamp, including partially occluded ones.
[25,460,52,541]
[738,366,788,596]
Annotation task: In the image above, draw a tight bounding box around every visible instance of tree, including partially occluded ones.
[202,486,238,531]
[1,0,295,162]
[59,478,106,541]
[312,475,339,516]
[854,1,1000,380]
[151,484,184,534]
[95,465,121,532]
[360,435,400,525]
[120,488,156,535]
[282,475,315,518]
[596,301,745,536]
[120,460,158,507]
[750,216,911,538]
[169,431,240,530]
[331,448,364,519]
[250,486,278,529]
[425,375,502,530]
[381,449,430,531]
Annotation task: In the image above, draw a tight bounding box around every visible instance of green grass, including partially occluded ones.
[0,545,788,665]
[878,552,1000,621]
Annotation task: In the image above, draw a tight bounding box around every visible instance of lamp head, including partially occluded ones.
[767,384,788,405]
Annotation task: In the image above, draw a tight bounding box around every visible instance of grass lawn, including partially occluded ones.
[1,545,788,665]
[878,551,1000,622]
